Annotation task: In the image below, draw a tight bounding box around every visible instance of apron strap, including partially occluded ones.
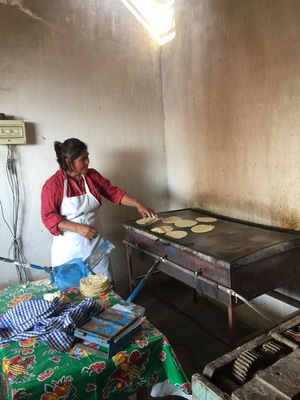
[63,174,90,198]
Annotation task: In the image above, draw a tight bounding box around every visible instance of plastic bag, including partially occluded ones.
[51,258,91,291]
[84,240,115,270]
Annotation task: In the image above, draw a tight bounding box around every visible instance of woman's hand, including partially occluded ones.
[58,220,98,240]
[137,205,157,218]
[120,194,157,218]
[76,224,99,240]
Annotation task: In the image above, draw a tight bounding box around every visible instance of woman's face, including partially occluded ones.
[67,150,89,176]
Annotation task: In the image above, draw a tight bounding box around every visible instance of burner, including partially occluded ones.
[232,349,263,384]
[193,313,300,400]
[260,340,285,360]
[283,325,300,343]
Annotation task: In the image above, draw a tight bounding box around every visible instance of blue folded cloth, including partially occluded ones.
[0,297,101,352]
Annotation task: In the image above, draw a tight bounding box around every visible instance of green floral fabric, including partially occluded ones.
[0,282,191,400]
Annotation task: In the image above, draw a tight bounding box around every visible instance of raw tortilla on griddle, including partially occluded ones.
[165,230,188,239]
[175,219,197,228]
[191,224,215,233]
[136,217,160,226]
[196,217,218,223]
[151,226,174,234]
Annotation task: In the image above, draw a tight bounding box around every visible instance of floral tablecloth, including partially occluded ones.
[0,281,191,400]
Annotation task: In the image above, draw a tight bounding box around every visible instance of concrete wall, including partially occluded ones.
[162,0,300,327]
[0,0,168,292]
[163,0,300,228]
[1,0,299,328]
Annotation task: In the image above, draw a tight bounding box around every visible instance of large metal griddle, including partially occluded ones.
[126,208,300,266]
[123,208,300,348]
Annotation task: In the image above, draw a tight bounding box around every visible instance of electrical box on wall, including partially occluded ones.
[0,120,27,144]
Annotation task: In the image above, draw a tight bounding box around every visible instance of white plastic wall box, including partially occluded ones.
[0,120,26,144]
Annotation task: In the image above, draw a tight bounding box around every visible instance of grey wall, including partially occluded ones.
[0,0,299,328]
[163,0,300,229]
[0,0,168,292]
[162,0,300,327]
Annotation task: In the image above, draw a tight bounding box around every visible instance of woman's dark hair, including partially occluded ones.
[54,138,87,171]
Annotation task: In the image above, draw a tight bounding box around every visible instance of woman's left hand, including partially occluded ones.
[120,194,157,218]
[137,205,157,218]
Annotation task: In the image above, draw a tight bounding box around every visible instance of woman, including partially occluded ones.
[41,138,156,282]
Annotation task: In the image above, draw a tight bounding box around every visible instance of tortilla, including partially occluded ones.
[175,219,197,228]
[191,224,215,233]
[162,216,182,224]
[196,217,218,223]
[151,226,174,234]
[165,230,188,239]
[136,217,160,226]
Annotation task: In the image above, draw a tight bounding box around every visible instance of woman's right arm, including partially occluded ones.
[57,219,99,240]
[41,177,65,236]
[41,172,99,240]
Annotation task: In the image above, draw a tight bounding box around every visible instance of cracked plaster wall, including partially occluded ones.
[0,0,167,291]
[161,0,300,326]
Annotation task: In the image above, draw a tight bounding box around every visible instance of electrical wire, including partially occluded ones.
[0,145,28,284]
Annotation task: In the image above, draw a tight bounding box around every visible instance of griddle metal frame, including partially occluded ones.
[123,209,300,348]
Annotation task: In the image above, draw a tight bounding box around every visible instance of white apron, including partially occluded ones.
[51,174,113,281]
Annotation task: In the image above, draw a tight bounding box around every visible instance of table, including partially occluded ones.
[123,208,300,348]
[0,281,192,400]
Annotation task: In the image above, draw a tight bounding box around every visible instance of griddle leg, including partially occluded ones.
[193,288,197,303]
[228,304,236,349]
[126,250,134,293]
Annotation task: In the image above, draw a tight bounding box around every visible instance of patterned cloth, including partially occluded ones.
[0,297,101,352]
[0,282,192,400]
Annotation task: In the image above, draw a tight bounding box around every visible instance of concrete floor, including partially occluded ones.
[130,273,255,383]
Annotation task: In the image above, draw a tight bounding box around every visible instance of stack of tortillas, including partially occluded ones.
[79,274,110,297]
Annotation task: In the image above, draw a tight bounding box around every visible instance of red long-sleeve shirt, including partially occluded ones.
[41,168,126,236]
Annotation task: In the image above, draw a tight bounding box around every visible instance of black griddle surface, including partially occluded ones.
[124,209,300,266]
